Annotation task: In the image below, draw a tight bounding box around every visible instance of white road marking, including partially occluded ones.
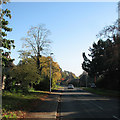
[113,115,120,120]
[89,101,104,111]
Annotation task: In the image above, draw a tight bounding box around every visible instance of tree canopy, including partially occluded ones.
[82,21,120,90]
[0,0,15,68]
[19,24,51,75]
[9,55,62,91]
[0,0,15,90]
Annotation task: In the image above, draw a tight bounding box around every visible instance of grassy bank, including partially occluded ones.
[51,85,63,90]
[83,87,120,98]
[2,90,49,119]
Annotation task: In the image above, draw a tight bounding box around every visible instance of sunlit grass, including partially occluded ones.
[51,85,63,90]
[2,90,49,119]
[83,87,120,98]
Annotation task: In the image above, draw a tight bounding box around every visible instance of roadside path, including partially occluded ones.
[24,87,120,120]
[25,92,60,119]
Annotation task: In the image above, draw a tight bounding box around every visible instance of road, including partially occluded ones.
[57,87,120,120]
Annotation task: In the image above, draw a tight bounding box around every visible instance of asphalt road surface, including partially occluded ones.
[57,87,120,120]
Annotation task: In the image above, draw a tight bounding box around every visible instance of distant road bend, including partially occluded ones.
[56,87,120,120]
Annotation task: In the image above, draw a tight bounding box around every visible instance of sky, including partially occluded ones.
[2,2,118,76]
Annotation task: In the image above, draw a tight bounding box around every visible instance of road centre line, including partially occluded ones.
[113,116,120,120]
[89,101,104,111]
[76,94,104,111]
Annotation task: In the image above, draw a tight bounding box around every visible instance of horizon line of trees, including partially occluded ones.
[1,0,79,92]
[1,0,63,92]
[1,0,120,92]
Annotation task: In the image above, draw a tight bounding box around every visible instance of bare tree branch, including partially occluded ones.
[20,24,52,74]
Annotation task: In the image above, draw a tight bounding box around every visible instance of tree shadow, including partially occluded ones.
[2,91,59,112]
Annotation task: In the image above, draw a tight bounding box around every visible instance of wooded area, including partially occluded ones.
[82,20,120,90]
[1,0,62,92]
[1,0,120,92]
[1,1,120,119]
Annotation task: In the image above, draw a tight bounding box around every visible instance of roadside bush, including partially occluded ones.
[96,71,120,90]
[96,75,105,88]
[33,76,50,91]
[9,60,41,93]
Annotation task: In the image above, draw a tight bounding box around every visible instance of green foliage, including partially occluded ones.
[0,0,15,91]
[82,39,107,77]
[3,111,17,119]
[83,87,120,97]
[20,24,51,74]
[79,71,93,87]
[1,0,15,92]
[9,58,41,92]
[33,56,62,90]
[2,90,47,119]
[9,56,62,92]
[82,21,120,90]
[96,70,119,90]
[0,0,15,68]
[60,70,77,86]
[34,76,50,91]
[52,61,62,88]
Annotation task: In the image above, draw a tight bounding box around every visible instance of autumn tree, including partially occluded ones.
[60,70,77,86]
[33,56,62,90]
[39,56,62,89]
[51,61,62,88]
[20,24,51,75]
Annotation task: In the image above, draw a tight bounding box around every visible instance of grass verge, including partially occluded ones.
[2,90,49,119]
[83,87,120,98]
[51,85,63,91]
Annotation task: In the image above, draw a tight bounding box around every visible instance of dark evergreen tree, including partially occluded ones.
[0,0,15,89]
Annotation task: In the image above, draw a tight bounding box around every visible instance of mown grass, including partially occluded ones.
[51,85,63,90]
[83,87,120,98]
[2,90,49,119]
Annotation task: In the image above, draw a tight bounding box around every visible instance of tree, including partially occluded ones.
[97,20,120,72]
[52,61,62,88]
[33,56,62,90]
[82,53,91,76]
[82,20,120,90]
[20,24,51,75]
[59,70,77,86]
[89,39,106,76]
[79,71,91,87]
[0,0,15,65]
[82,20,120,76]
[10,58,41,92]
[96,20,118,41]
[39,56,62,89]
[0,0,15,89]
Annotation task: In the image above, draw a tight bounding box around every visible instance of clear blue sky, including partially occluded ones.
[3,2,118,76]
